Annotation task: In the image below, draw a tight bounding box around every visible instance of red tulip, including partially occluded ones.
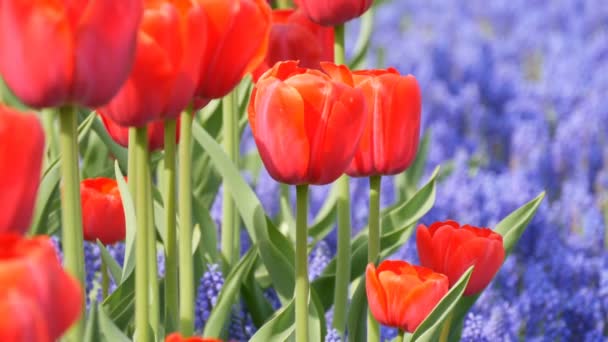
[98,0,207,127]
[295,0,373,26]
[366,260,448,333]
[0,105,44,235]
[416,220,506,296]
[0,0,142,108]
[248,60,366,185]
[0,234,82,342]
[81,178,126,245]
[345,68,422,177]
[194,0,271,102]
[252,9,334,81]
[100,113,180,151]
[165,333,222,342]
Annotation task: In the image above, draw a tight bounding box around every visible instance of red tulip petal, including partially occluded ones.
[365,264,388,325]
[400,274,448,332]
[449,238,505,295]
[416,224,435,269]
[0,291,51,342]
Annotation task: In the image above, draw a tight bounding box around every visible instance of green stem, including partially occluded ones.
[332,175,351,335]
[295,184,309,342]
[367,175,382,342]
[134,126,150,342]
[42,109,59,163]
[332,22,350,337]
[128,128,137,192]
[101,257,109,299]
[163,119,179,333]
[58,105,85,342]
[275,0,291,9]
[221,90,239,269]
[439,311,454,342]
[178,108,194,335]
[146,164,159,340]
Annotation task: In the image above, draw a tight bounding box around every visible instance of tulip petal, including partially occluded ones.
[416,224,435,269]
[365,264,389,325]
[449,238,505,295]
[0,291,51,342]
[400,275,448,332]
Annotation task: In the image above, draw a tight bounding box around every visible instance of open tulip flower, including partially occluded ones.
[366,260,448,333]
[81,178,126,245]
[248,60,366,185]
[252,9,334,81]
[295,0,374,26]
[0,0,142,108]
[100,112,180,151]
[98,0,207,127]
[346,68,422,177]
[416,220,506,296]
[0,235,82,342]
[0,105,44,235]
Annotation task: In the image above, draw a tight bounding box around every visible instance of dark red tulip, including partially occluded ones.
[81,178,126,245]
[0,105,44,235]
[346,68,422,177]
[165,333,222,342]
[248,60,366,185]
[0,0,142,108]
[416,220,506,296]
[0,234,82,342]
[252,9,334,81]
[366,260,448,333]
[194,0,271,102]
[295,0,373,26]
[98,0,207,127]
[99,113,180,152]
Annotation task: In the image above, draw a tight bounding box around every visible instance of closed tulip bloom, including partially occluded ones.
[366,261,448,333]
[0,105,44,235]
[296,0,373,26]
[248,60,366,185]
[165,333,222,342]
[345,68,422,177]
[0,235,82,342]
[252,9,334,81]
[416,220,505,296]
[98,0,207,127]
[194,0,271,101]
[81,178,126,245]
[0,0,142,108]
[100,113,180,151]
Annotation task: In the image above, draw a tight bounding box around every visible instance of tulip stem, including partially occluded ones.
[221,90,239,270]
[58,105,85,342]
[178,108,195,335]
[439,311,454,342]
[367,175,382,342]
[332,175,351,335]
[163,118,179,333]
[275,0,291,9]
[128,128,137,192]
[334,24,346,65]
[134,126,150,342]
[146,165,159,340]
[295,184,309,342]
[101,257,109,299]
[42,109,59,163]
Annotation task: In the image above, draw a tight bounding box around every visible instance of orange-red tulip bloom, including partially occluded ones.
[194,0,271,102]
[100,113,180,151]
[366,260,448,333]
[0,235,82,342]
[81,178,126,245]
[416,220,505,296]
[252,9,333,81]
[248,60,366,185]
[0,105,44,235]
[98,0,207,127]
[0,0,142,108]
[346,68,422,177]
[295,0,373,26]
[165,333,222,342]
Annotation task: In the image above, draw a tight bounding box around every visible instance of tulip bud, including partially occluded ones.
[81,178,126,245]
[99,113,180,152]
[295,0,373,26]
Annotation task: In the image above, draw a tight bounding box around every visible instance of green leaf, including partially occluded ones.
[91,116,128,172]
[30,158,61,235]
[97,240,123,284]
[83,301,100,342]
[346,277,367,342]
[495,191,546,254]
[97,304,132,342]
[242,266,276,328]
[396,130,430,202]
[192,196,220,263]
[204,248,258,337]
[114,162,137,282]
[249,300,296,342]
[308,184,338,245]
[410,267,474,342]
[348,8,374,70]
[102,272,135,330]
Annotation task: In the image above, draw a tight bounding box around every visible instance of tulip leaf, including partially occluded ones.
[308,184,339,245]
[348,8,375,70]
[83,300,100,342]
[204,248,258,337]
[410,266,474,342]
[114,161,137,282]
[91,116,128,172]
[495,191,546,254]
[85,301,131,342]
[346,277,367,342]
[242,268,276,328]
[191,120,296,301]
[102,272,135,330]
[97,240,123,284]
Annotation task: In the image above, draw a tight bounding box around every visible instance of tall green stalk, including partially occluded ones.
[42,109,58,163]
[134,126,150,342]
[58,105,85,342]
[146,164,159,339]
[101,259,109,299]
[178,108,194,335]
[295,184,309,342]
[163,118,179,332]
[332,23,351,336]
[221,90,239,268]
[367,175,382,342]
